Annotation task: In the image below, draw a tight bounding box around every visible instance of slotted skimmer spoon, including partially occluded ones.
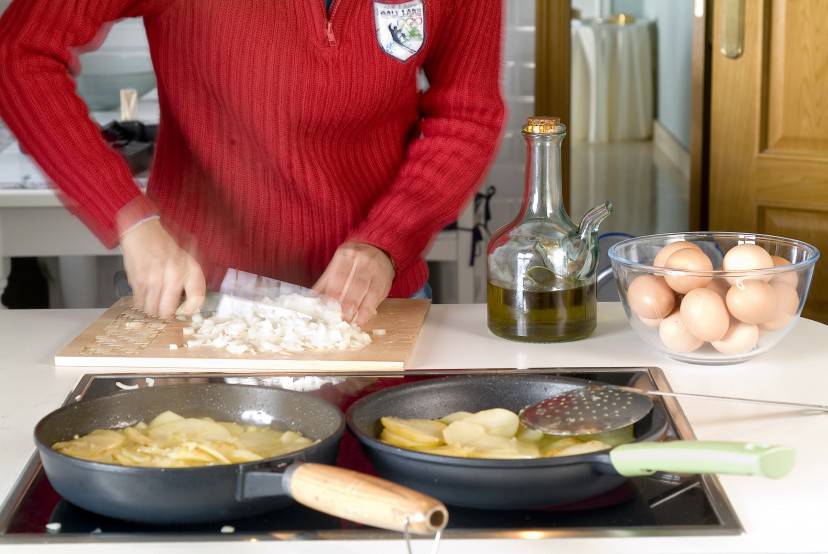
[520,384,828,435]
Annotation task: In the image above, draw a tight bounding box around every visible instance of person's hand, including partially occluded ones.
[119,218,206,319]
[314,242,395,326]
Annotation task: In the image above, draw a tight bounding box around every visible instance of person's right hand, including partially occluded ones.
[119,218,206,319]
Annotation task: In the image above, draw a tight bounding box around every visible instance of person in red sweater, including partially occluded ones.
[0,0,504,323]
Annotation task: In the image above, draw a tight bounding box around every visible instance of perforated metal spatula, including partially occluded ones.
[520,385,652,435]
[521,384,828,435]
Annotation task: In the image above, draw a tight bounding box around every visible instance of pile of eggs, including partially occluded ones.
[625,241,800,355]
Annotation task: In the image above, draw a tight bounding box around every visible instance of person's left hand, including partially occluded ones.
[314,242,395,326]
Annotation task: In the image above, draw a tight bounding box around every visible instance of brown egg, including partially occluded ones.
[627,275,676,319]
[770,255,799,288]
[726,280,777,324]
[653,240,703,267]
[638,315,663,328]
[760,281,800,331]
[659,312,704,353]
[722,244,774,284]
[711,321,759,355]
[706,278,730,299]
[680,288,730,342]
[663,248,713,294]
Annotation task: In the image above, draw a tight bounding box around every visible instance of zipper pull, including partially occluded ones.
[325,20,337,47]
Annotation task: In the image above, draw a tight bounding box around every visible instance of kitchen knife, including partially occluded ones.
[206,268,340,321]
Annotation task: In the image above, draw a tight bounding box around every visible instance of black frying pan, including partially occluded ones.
[35,384,446,533]
[346,375,795,510]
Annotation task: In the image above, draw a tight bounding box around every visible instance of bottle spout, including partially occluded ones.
[578,202,613,243]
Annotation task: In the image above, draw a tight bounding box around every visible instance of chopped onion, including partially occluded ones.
[186,293,371,355]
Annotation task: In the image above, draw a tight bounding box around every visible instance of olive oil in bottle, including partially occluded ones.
[487,281,597,342]
[486,116,611,343]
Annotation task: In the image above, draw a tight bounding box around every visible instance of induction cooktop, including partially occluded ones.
[0,367,741,544]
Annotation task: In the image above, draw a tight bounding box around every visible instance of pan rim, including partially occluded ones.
[34,383,345,473]
[345,374,669,469]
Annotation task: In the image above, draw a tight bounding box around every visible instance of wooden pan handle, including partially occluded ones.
[284,463,448,534]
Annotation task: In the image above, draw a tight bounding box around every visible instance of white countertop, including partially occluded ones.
[0,303,826,553]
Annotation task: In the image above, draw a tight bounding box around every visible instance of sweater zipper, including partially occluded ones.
[324,0,340,47]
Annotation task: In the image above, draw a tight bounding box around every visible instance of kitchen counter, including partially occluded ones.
[0,303,826,553]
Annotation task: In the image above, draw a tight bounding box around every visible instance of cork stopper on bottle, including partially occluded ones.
[522,117,566,135]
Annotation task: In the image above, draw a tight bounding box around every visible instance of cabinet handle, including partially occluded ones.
[720,0,744,59]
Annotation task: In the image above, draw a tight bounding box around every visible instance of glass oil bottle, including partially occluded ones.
[486,117,612,342]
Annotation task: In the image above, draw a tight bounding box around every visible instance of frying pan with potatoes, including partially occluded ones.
[35,384,447,533]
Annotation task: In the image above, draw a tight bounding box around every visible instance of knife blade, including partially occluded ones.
[219,268,318,302]
[207,269,338,322]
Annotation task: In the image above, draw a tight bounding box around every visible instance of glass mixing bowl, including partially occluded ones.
[608,232,820,364]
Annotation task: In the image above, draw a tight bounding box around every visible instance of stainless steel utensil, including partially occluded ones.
[203,268,334,320]
[521,384,828,435]
[520,384,653,435]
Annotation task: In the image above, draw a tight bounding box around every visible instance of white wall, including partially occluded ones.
[643,0,693,149]
[611,0,693,149]
[572,0,611,18]
[610,0,646,18]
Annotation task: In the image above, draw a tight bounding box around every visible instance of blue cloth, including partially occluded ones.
[326,0,333,11]
[410,282,433,300]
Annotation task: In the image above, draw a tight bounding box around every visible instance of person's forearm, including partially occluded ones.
[349,114,503,273]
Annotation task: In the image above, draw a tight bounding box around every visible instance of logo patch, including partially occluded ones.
[373,0,425,62]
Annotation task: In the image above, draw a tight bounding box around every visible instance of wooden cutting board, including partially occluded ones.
[55,298,430,371]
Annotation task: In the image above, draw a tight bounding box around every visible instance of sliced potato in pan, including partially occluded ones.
[378,408,617,460]
[380,428,439,449]
[380,417,446,444]
[419,444,473,457]
[52,411,318,468]
[463,408,519,438]
[439,411,473,424]
[443,420,487,446]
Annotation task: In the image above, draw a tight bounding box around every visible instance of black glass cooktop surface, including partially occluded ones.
[0,367,741,543]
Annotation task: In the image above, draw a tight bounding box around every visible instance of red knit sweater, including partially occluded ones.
[0,0,504,296]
